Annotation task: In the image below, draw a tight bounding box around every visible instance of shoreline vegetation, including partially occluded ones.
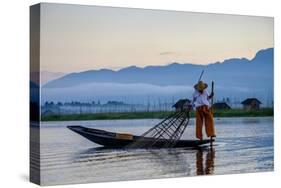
[41,108,273,121]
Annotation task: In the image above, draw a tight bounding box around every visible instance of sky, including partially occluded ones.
[40,3,273,73]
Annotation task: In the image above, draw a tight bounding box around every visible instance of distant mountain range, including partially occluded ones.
[42,48,273,105]
[44,48,273,88]
[41,71,65,84]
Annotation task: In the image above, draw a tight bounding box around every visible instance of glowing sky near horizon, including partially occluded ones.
[40,3,273,73]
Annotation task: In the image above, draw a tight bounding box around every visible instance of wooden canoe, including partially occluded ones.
[67,125,214,148]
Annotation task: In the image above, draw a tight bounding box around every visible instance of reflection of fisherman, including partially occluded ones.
[191,81,216,140]
[196,148,215,175]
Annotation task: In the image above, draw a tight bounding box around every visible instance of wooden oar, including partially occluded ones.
[198,70,204,82]
[211,81,214,113]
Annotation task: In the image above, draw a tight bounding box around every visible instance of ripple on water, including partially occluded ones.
[38,117,273,185]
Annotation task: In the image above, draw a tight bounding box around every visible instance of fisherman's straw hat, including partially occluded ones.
[194,81,208,91]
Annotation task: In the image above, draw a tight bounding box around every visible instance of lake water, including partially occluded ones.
[35,117,273,185]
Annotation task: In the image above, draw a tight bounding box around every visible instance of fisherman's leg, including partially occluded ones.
[196,108,204,140]
[204,107,216,137]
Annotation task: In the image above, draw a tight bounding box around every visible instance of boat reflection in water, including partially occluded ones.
[73,146,216,180]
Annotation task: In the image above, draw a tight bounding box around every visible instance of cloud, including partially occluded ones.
[159,51,176,56]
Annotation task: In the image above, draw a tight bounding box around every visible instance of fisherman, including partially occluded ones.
[192,80,216,140]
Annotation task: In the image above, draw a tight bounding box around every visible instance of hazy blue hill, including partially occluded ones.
[44,48,273,89]
[253,48,273,63]
[41,48,273,105]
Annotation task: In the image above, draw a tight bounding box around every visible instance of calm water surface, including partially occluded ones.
[36,117,273,185]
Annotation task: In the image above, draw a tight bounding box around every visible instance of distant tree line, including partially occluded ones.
[41,96,273,116]
[43,100,129,107]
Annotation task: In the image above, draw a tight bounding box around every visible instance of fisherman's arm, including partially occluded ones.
[208,91,214,100]
[189,92,196,110]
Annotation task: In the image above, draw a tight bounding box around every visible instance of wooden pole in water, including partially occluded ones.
[210,81,214,147]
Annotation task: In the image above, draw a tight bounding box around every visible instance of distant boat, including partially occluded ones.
[67,126,213,148]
